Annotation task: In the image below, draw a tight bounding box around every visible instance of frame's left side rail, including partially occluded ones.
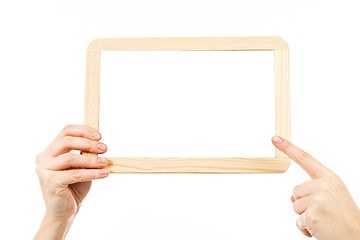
[84,51,101,158]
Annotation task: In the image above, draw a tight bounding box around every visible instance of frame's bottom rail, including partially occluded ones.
[104,157,291,173]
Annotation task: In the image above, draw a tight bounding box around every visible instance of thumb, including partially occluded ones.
[272,136,331,179]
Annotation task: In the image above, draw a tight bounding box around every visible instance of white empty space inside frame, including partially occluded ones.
[99,51,275,158]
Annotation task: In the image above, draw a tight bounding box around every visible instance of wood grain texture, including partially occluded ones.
[274,49,290,158]
[87,36,288,51]
[105,157,291,173]
[83,51,101,158]
[83,36,291,172]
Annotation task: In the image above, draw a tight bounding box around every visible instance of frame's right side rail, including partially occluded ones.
[274,48,290,158]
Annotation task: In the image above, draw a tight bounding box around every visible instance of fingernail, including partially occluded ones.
[97,157,107,164]
[92,132,101,140]
[272,135,283,144]
[97,143,107,151]
[99,169,110,176]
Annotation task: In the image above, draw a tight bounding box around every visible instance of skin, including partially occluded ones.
[34,125,360,239]
[34,124,110,240]
[272,135,360,239]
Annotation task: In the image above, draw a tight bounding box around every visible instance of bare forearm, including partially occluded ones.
[34,214,74,240]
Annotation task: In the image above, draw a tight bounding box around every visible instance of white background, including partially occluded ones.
[1,0,360,239]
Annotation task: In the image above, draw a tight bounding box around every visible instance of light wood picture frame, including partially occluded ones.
[84,37,291,173]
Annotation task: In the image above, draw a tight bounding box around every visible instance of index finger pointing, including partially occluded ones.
[272,136,330,179]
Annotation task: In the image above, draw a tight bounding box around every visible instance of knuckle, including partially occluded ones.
[35,153,43,165]
[335,177,346,190]
[300,151,311,162]
[293,184,301,196]
[86,141,94,151]
[61,136,72,148]
[62,124,74,134]
[292,202,299,214]
[83,140,94,152]
[312,194,324,206]
[42,171,54,188]
[89,156,97,167]
[305,210,317,227]
[330,173,343,183]
[76,154,91,167]
[79,155,91,166]
[319,181,332,192]
[72,170,83,181]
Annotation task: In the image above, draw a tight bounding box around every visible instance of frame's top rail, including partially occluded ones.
[87,36,288,52]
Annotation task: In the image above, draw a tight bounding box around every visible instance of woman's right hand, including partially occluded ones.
[35,124,110,239]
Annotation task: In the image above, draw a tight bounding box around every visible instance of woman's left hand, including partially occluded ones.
[272,136,360,239]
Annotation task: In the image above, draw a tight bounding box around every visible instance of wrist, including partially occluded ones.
[34,214,75,240]
[44,212,75,224]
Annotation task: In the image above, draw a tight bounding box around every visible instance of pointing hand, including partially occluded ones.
[272,136,360,239]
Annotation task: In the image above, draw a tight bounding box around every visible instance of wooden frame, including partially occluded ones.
[84,37,291,173]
